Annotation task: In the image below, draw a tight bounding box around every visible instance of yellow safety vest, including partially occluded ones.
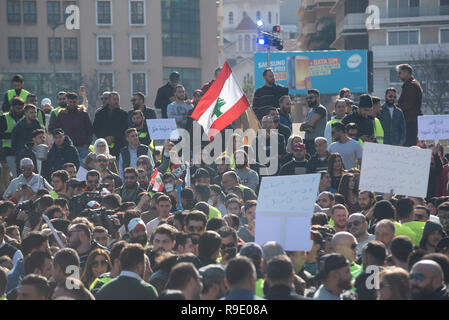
[37,109,45,128]
[374,117,384,144]
[49,191,59,199]
[7,89,29,102]
[138,131,155,153]
[2,113,20,148]
[53,106,62,117]
[255,278,265,298]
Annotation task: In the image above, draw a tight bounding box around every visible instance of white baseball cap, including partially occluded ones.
[41,98,52,106]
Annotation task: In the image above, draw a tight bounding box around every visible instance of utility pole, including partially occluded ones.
[217,0,224,66]
[51,22,64,101]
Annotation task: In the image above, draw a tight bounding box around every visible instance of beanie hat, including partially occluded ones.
[358,94,373,109]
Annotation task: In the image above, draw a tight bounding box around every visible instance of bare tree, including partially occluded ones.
[410,47,449,115]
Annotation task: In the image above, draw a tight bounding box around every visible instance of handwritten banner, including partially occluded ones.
[418,115,449,141]
[359,143,431,198]
[146,119,180,140]
[255,174,320,251]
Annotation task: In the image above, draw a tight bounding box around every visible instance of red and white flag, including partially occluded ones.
[150,169,164,192]
[190,62,250,140]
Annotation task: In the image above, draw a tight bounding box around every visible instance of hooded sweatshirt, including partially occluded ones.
[419,220,447,250]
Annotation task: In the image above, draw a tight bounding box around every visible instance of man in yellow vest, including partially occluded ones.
[2,74,29,113]
[25,94,46,130]
[324,99,347,144]
[48,91,67,133]
[130,110,155,153]
[0,97,24,186]
[369,96,384,144]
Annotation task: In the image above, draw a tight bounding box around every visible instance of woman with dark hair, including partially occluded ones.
[81,249,112,288]
[338,173,360,214]
[327,153,345,190]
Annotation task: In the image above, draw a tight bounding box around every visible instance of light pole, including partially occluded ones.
[51,22,65,101]
[256,21,282,69]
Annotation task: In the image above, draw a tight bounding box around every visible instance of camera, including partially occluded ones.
[80,207,120,234]
[68,191,103,219]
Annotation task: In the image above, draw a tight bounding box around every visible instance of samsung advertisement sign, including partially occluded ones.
[254,50,368,94]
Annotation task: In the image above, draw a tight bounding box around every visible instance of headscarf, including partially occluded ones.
[94,138,110,156]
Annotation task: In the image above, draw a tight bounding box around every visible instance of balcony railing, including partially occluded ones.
[381,6,449,18]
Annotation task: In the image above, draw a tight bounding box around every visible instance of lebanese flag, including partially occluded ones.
[190,62,250,140]
[150,169,164,192]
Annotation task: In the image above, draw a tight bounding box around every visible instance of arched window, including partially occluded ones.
[268,12,272,24]
[244,34,250,51]
[256,11,261,21]
[276,12,279,24]
[229,12,233,24]
[238,35,243,51]
[252,35,256,51]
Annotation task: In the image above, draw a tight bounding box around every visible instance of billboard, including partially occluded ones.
[254,50,368,95]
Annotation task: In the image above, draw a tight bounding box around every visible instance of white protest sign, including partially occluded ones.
[418,115,449,141]
[255,174,320,251]
[359,142,431,198]
[146,119,180,140]
[76,166,88,181]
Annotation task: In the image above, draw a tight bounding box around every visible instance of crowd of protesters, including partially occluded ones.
[0,63,448,301]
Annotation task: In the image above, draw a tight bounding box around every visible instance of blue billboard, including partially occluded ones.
[254,50,368,94]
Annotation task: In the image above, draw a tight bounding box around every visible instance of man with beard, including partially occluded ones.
[167,85,193,129]
[437,202,449,235]
[184,211,207,252]
[328,122,363,170]
[93,91,128,157]
[145,195,172,238]
[379,87,406,146]
[152,225,176,252]
[254,116,286,173]
[410,260,449,300]
[358,190,376,220]
[68,222,106,270]
[329,204,349,233]
[0,97,24,181]
[300,89,328,155]
[331,232,362,281]
[130,110,152,147]
[48,91,67,133]
[342,94,375,143]
[117,167,145,204]
[234,150,259,192]
[127,218,148,247]
[127,92,156,127]
[324,99,347,144]
[314,253,352,300]
[118,128,153,181]
[212,155,232,186]
[253,68,288,120]
[267,107,291,146]
[347,213,375,257]
[279,95,293,130]
[94,153,122,188]
[279,141,308,176]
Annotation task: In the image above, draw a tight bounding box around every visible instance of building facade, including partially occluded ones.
[0,0,218,113]
[331,0,449,113]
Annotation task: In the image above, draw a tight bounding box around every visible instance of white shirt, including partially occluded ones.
[387,106,394,118]
[145,217,160,239]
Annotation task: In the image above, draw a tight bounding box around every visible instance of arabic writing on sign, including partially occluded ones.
[418,115,449,141]
[359,143,431,198]
[146,119,179,140]
[256,174,321,217]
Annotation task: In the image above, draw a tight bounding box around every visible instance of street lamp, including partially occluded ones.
[50,21,65,101]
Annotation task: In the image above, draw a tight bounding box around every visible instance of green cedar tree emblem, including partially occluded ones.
[214,97,226,118]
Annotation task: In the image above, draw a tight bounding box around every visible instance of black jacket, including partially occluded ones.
[45,136,80,180]
[127,105,157,127]
[11,118,43,157]
[342,111,374,139]
[306,152,330,173]
[414,286,449,300]
[154,82,175,119]
[92,106,128,156]
[265,284,311,300]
